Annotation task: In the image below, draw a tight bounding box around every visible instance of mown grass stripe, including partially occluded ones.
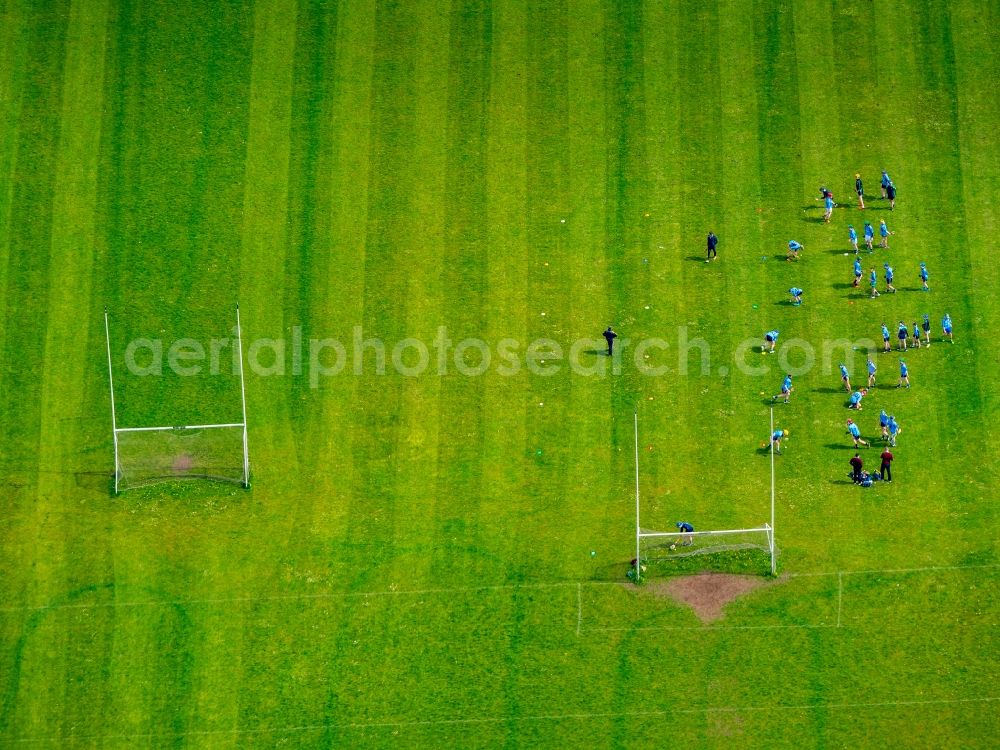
[310,0,376,545]
[235,0,298,736]
[481,0,530,576]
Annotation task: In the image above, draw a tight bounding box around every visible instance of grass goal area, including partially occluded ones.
[633,410,778,579]
[103,305,250,493]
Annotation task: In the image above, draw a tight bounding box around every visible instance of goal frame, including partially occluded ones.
[103,304,251,494]
[633,408,777,580]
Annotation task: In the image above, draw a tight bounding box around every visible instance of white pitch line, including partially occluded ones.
[576,583,582,636]
[0,562,995,615]
[837,571,844,628]
[6,696,998,743]
[588,623,840,633]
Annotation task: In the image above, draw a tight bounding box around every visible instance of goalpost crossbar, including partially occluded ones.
[639,525,772,541]
[115,423,246,434]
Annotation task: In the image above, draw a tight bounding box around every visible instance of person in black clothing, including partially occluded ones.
[855,173,865,209]
[849,453,864,484]
[603,327,617,356]
[706,231,718,262]
[886,181,896,210]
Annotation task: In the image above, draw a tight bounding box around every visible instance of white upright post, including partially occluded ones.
[103,307,120,495]
[634,410,641,582]
[235,303,250,488]
[769,406,776,575]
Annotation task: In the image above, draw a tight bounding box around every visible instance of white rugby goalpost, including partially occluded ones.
[104,305,250,494]
[633,408,776,580]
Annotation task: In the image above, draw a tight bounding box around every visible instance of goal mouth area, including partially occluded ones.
[113,423,249,492]
[638,526,776,577]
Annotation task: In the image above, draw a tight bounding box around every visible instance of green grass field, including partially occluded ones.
[2,0,998,746]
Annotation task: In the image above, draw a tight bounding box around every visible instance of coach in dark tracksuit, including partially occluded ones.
[603,327,617,356]
[850,453,864,484]
[706,231,718,261]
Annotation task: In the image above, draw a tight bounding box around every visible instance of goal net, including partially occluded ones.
[638,526,775,578]
[104,305,251,494]
[115,424,248,490]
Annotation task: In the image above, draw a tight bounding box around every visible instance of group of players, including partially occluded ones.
[764,171,956,468]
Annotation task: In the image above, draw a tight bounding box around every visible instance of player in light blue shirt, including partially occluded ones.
[942,313,953,343]
[881,322,891,352]
[848,225,858,253]
[881,170,891,199]
[848,389,867,410]
[911,321,922,349]
[772,374,794,404]
[867,357,877,387]
[787,240,802,261]
[879,219,893,248]
[853,257,863,287]
[839,363,851,392]
[919,262,929,291]
[789,287,803,305]
[897,359,910,388]
[824,194,834,223]
[864,222,875,251]
[879,409,890,441]
[870,268,880,298]
[764,330,779,353]
[771,429,787,453]
[846,418,869,448]
[884,263,896,294]
[887,415,901,446]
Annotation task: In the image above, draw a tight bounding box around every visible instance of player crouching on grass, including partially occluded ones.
[789,287,803,306]
[769,428,788,454]
[787,240,803,261]
[676,521,694,546]
[763,329,779,353]
[848,388,868,410]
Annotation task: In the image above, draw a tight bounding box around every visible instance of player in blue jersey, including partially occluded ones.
[771,428,787,454]
[897,321,908,351]
[897,359,910,388]
[919,262,929,291]
[867,357,877,387]
[772,373,794,404]
[839,363,851,392]
[846,418,869,448]
[879,409,890,442]
[789,287,803,306]
[864,222,875,252]
[849,225,859,254]
[911,321,921,349]
[787,240,803,262]
[870,268,880,299]
[881,170,891,199]
[764,330,779,353]
[823,193,835,223]
[887,415,901,447]
[676,521,694,546]
[848,388,868,410]
[922,313,931,346]
[881,322,891,352]
[853,257,863,287]
[942,313,953,343]
[879,219,893,249]
[884,263,897,294]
